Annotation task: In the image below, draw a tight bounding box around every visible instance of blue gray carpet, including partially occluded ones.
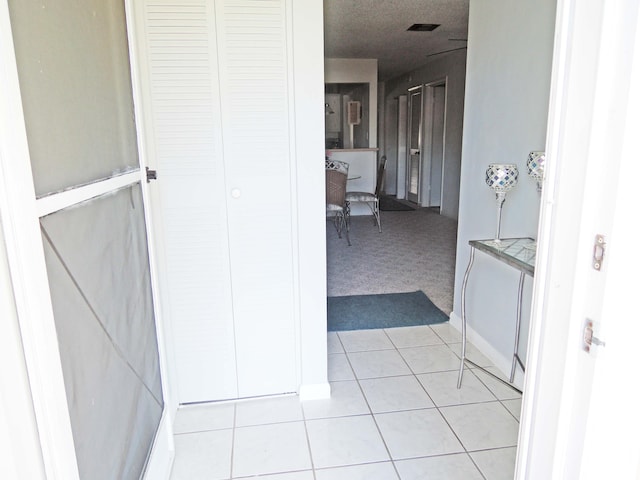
[379,195,415,211]
[327,290,449,331]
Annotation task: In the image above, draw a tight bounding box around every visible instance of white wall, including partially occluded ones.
[383,49,467,219]
[325,58,378,148]
[291,0,331,400]
[452,0,556,372]
[377,81,386,154]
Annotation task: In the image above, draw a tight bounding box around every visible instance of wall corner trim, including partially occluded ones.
[299,383,331,401]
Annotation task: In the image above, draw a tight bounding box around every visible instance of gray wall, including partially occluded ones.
[383,49,467,219]
[453,0,556,363]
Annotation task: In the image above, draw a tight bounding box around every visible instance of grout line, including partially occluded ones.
[343,336,402,480]
[233,468,314,480]
[392,451,489,479]
[341,346,397,353]
[498,398,522,423]
[229,403,237,479]
[391,333,474,462]
[467,451,489,480]
[313,461,399,477]
[300,408,318,480]
[464,366,502,402]
[467,445,520,480]
[468,445,519,453]
[174,427,233,436]
[429,325,458,345]
[468,367,522,401]
[433,402,469,454]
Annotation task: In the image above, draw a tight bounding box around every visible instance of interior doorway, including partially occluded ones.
[405,80,447,209]
[406,86,422,203]
[424,82,446,210]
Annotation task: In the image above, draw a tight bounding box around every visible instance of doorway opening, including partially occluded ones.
[325,78,458,332]
[404,80,448,212]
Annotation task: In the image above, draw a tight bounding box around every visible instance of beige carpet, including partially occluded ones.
[326,207,458,315]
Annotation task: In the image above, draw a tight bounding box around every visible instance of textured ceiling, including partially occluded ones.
[324,0,469,81]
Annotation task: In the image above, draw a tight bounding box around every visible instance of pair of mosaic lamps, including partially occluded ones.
[486,152,545,242]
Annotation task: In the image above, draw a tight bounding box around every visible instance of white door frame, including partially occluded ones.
[0,0,175,477]
[517,0,640,477]
[406,85,423,203]
[124,0,177,475]
[420,78,447,209]
[0,2,79,476]
[10,0,637,476]
[395,94,408,199]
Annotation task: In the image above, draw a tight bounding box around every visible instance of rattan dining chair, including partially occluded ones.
[325,159,351,246]
[346,156,386,232]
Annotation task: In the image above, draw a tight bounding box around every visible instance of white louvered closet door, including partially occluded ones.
[214,1,297,398]
[136,0,297,403]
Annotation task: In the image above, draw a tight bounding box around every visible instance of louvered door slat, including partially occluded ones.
[215,0,296,397]
[141,0,238,402]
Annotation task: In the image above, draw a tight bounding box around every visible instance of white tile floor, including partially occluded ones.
[170,324,521,480]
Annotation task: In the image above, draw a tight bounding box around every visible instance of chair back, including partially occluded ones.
[375,156,387,196]
[325,159,349,208]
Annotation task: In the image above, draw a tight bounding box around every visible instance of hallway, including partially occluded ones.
[326,207,457,314]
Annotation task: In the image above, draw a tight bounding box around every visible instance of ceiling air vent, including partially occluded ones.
[407,23,440,32]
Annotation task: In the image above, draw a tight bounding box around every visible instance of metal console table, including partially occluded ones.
[457,237,536,392]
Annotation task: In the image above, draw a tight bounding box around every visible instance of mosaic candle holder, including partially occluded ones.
[526,151,546,193]
[486,164,519,242]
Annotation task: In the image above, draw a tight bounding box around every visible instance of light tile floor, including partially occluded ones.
[170,324,521,480]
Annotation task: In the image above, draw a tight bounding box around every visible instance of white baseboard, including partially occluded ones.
[449,310,462,330]
[142,408,175,480]
[449,312,525,389]
[299,382,331,401]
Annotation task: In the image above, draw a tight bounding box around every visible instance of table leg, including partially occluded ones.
[510,271,526,382]
[457,247,476,389]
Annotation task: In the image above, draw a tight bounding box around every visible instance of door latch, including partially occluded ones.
[583,318,605,353]
[146,167,157,183]
[592,234,605,271]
